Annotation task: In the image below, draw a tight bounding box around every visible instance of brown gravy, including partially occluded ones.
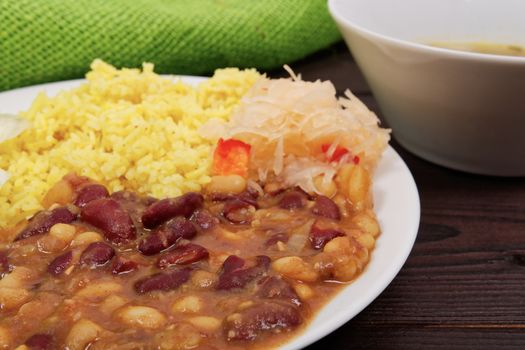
[0,172,378,349]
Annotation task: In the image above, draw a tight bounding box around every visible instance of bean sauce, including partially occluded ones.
[0,175,378,349]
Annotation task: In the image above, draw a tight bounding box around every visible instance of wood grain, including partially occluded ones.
[268,43,525,349]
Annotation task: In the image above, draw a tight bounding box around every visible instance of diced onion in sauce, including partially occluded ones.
[287,219,314,253]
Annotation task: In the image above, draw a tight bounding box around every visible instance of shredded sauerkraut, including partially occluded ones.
[200,71,390,194]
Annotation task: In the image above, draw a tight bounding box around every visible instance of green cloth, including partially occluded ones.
[0,0,341,91]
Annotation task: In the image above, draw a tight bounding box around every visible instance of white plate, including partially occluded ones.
[0,78,420,349]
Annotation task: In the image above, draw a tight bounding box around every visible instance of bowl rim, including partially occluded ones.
[328,0,525,65]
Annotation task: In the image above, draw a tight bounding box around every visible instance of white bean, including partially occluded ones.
[190,270,216,289]
[0,266,33,288]
[75,281,122,300]
[207,175,246,194]
[188,316,222,333]
[172,296,203,313]
[353,211,380,237]
[0,287,30,310]
[100,295,128,314]
[70,231,103,247]
[65,319,102,350]
[357,233,375,250]
[294,284,314,300]
[323,237,361,281]
[313,176,337,198]
[154,324,201,350]
[272,256,319,282]
[42,179,74,208]
[37,235,67,253]
[347,165,371,210]
[115,306,167,329]
[49,223,77,244]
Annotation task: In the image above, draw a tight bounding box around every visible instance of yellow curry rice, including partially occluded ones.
[0,60,260,227]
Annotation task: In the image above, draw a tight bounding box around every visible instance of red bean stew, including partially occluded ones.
[0,171,380,349]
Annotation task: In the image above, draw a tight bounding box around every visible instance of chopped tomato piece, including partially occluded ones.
[353,155,360,164]
[213,138,251,177]
[321,144,350,162]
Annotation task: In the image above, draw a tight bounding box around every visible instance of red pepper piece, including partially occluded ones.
[321,144,349,162]
[213,138,251,177]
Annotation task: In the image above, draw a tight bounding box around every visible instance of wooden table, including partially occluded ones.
[269,42,525,350]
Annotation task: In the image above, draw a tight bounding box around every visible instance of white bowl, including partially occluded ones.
[329,0,525,176]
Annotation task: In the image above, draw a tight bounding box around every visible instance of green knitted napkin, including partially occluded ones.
[0,0,341,91]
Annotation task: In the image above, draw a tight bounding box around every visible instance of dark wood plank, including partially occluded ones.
[268,41,371,95]
[310,327,525,350]
[268,42,525,349]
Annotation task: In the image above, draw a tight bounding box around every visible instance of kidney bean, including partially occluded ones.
[138,217,197,256]
[15,206,77,241]
[309,222,345,249]
[134,268,191,294]
[157,244,209,268]
[224,301,302,341]
[138,233,164,256]
[217,266,253,290]
[255,255,271,270]
[265,232,289,247]
[278,190,307,210]
[112,256,138,275]
[163,216,197,239]
[25,333,53,350]
[245,184,261,199]
[216,255,270,290]
[48,251,73,276]
[256,276,301,306]
[222,198,255,224]
[311,195,341,220]
[141,192,203,228]
[80,242,115,267]
[74,184,109,208]
[190,209,219,230]
[222,255,246,273]
[80,198,136,244]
